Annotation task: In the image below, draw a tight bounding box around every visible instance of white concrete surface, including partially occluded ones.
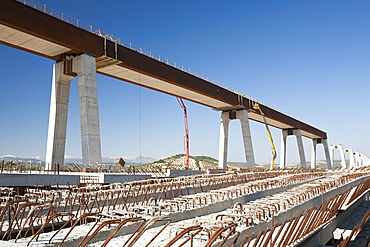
[0,173,80,186]
[0,172,152,186]
[103,174,151,183]
[295,129,307,168]
[166,169,202,177]
[218,111,230,169]
[280,129,288,169]
[73,54,102,165]
[46,54,103,167]
[45,61,74,169]
[237,110,256,168]
[322,138,333,171]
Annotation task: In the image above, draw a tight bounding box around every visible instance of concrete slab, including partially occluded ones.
[0,173,151,186]
[60,172,152,184]
[0,174,80,186]
[166,169,202,177]
[102,174,151,184]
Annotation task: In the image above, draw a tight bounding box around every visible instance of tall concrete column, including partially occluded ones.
[357,154,363,167]
[358,154,364,167]
[322,139,332,171]
[294,129,307,168]
[279,130,288,169]
[236,110,255,168]
[218,112,231,169]
[311,138,332,171]
[354,152,360,167]
[279,129,306,168]
[45,61,74,169]
[330,144,346,169]
[349,151,355,168]
[363,156,369,166]
[311,139,318,169]
[344,149,355,168]
[73,54,102,165]
[218,110,255,168]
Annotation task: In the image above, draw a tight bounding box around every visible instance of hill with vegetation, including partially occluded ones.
[136,154,225,170]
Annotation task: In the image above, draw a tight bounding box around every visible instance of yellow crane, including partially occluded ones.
[253,103,277,169]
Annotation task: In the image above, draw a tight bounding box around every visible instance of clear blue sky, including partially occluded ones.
[1,0,369,163]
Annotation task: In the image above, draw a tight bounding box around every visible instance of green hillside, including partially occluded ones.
[136,154,222,170]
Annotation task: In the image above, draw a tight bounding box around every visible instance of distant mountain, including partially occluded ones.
[0,155,43,164]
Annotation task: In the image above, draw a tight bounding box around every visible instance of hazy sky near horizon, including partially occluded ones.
[1,0,370,164]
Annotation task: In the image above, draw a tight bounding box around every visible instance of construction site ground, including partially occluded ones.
[0,168,368,247]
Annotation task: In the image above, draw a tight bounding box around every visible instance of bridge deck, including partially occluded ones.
[0,0,326,139]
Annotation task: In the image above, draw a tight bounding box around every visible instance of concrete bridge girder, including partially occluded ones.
[46,54,102,167]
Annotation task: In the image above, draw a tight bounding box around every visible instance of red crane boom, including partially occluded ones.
[177,97,189,169]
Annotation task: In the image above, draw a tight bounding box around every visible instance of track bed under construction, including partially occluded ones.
[0,168,369,247]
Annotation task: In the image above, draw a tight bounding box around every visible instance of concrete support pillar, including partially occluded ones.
[361,156,366,167]
[311,138,332,171]
[353,152,370,168]
[363,156,370,166]
[354,152,360,167]
[357,154,363,167]
[330,144,346,169]
[295,129,307,168]
[218,112,230,169]
[358,154,363,167]
[344,149,355,168]
[45,61,74,170]
[279,130,288,169]
[322,139,332,171]
[237,110,256,168]
[311,139,318,169]
[279,129,306,168]
[73,54,102,165]
[218,110,255,169]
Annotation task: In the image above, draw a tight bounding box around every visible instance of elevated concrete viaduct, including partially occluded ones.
[0,0,331,169]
